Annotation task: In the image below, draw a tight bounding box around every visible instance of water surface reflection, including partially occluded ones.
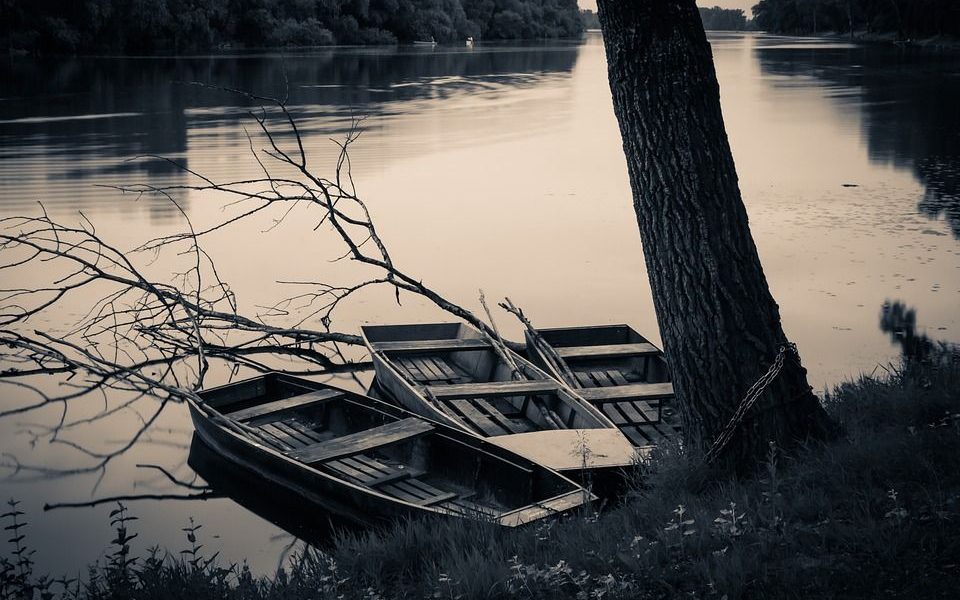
[754,40,960,238]
[0,45,579,217]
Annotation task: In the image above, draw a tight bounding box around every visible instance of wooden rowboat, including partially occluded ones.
[189,373,594,527]
[361,323,639,479]
[523,324,680,448]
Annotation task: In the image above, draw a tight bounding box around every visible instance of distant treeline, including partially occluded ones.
[581,7,753,32]
[580,9,599,29]
[752,0,960,38]
[699,6,752,31]
[1,0,584,54]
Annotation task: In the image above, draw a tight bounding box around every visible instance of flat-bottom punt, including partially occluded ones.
[524,324,680,448]
[190,373,594,527]
[361,322,639,479]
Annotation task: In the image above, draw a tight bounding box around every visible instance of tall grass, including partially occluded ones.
[4,350,959,599]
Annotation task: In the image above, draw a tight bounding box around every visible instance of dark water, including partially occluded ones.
[0,33,958,576]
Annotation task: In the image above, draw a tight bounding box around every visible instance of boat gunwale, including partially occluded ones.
[190,374,591,524]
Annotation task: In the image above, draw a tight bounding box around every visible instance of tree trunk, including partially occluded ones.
[596,0,832,470]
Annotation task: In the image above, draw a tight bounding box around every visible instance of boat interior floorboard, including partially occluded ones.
[394,355,472,385]
[444,396,537,436]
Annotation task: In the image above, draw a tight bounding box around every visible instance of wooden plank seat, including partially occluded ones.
[577,382,674,404]
[555,343,661,360]
[228,389,343,422]
[426,380,559,400]
[371,338,491,354]
[288,417,434,464]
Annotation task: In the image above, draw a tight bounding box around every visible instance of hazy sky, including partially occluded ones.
[579,1,756,14]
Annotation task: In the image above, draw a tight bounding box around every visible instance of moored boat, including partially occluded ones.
[189,373,594,527]
[360,322,639,480]
[524,324,680,448]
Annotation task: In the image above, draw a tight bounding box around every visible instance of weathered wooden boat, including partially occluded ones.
[187,432,363,545]
[524,324,679,448]
[361,323,639,479]
[189,373,594,527]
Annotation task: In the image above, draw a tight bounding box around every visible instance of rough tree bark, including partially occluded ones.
[596,0,833,469]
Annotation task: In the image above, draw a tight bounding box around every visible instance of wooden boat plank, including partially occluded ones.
[449,398,510,436]
[444,498,499,518]
[427,380,559,400]
[606,370,630,385]
[418,491,459,506]
[631,400,660,422]
[395,357,427,382]
[334,455,428,486]
[637,423,670,444]
[578,383,675,404]
[229,389,342,422]
[473,398,526,434]
[622,426,654,447]
[393,479,459,506]
[411,357,447,381]
[260,423,309,449]
[272,421,318,446]
[616,401,647,425]
[405,478,446,498]
[371,338,491,354]
[499,490,591,526]
[394,479,431,500]
[555,343,661,360]
[324,459,371,483]
[379,482,423,503]
[653,421,680,439]
[254,425,296,451]
[429,357,463,381]
[589,371,616,387]
[367,466,425,486]
[601,404,629,426]
[289,417,434,464]
[340,456,390,479]
[284,418,329,444]
[574,371,596,388]
[348,454,392,475]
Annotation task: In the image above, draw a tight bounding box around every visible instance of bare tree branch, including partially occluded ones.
[0,85,509,479]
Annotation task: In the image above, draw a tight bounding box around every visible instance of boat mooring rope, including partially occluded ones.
[704,342,798,464]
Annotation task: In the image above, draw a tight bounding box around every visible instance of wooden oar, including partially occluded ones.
[499,297,578,387]
[478,291,564,430]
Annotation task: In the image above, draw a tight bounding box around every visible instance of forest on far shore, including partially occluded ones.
[0,0,583,55]
[580,7,753,32]
[752,0,960,38]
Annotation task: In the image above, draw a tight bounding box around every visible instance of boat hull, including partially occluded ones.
[524,325,681,449]
[362,323,640,486]
[190,374,595,527]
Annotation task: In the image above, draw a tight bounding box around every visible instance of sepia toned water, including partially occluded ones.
[0,32,958,575]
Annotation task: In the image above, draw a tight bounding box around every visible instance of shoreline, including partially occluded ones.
[4,348,959,598]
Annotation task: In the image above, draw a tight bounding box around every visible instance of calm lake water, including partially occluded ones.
[1,32,958,576]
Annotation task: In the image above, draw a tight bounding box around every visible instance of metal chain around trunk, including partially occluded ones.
[704,343,798,464]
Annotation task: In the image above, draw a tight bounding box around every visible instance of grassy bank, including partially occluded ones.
[4,350,959,599]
